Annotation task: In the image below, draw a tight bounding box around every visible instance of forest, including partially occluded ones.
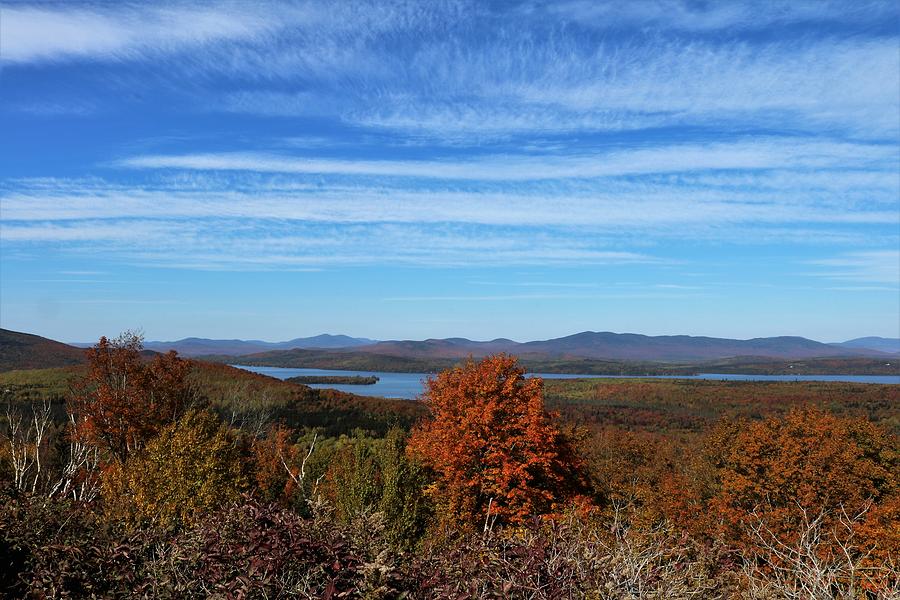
[1,334,898,599]
[205,347,900,376]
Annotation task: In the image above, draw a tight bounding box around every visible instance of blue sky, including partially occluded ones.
[1,0,898,343]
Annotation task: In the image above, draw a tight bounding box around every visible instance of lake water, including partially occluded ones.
[235,365,900,400]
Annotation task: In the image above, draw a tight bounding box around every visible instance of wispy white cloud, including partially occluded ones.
[653,284,702,290]
[825,286,898,292]
[358,40,894,138]
[0,212,660,270]
[467,281,602,288]
[24,279,113,284]
[213,29,900,140]
[3,100,96,116]
[7,1,892,67]
[381,291,708,302]
[117,137,898,181]
[0,219,187,242]
[808,250,900,285]
[3,171,897,231]
[0,3,285,64]
[59,270,106,276]
[67,299,186,305]
[541,0,897,32]
[2,166,896,271]
[3,2,898,274]
[6,1,896,142]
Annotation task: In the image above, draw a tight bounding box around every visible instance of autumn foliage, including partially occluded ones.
[407,354,585,526]
[67,332,193,463]
[101,410,246,527]
[252,424,303,503]
[712,408,899,555]
[3,338,900,598]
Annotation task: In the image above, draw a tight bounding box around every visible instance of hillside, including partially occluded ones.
[0,329,86,372]
[0,359,423,437]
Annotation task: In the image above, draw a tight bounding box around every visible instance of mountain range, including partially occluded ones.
[2,329,898,374]
[95,331,899,361]
[331,332,898,362]
[141,334,375,356]
[70,334,375,356]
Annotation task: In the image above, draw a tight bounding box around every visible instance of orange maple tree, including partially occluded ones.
[407,354,585,526]
[68,332,194,463]
[252,425,303,503]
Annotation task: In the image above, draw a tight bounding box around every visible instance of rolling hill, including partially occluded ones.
[0,329,86,372]
[830,337,900,355]
[516,332,879,361]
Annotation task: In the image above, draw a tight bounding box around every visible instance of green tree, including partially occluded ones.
[377,427,431,549]
[321,428,430,549]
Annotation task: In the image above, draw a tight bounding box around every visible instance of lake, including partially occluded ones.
[234,365,900,400]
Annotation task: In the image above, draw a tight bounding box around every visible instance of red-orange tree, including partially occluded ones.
[407,354,585,526]
[68,333,194,463]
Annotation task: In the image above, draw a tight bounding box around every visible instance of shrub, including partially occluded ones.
[321,427,431,550]
[102,410,246,527]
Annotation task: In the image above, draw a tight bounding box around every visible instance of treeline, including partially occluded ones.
[1,335,898,598]
[213,348,900,376]
[286,375,380,385]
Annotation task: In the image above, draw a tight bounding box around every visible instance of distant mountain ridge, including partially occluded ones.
[76,331,897,361]
[518,332,891,361]
[4,329,895,374]
[136,334,377,357]
[830,337,900,355]
[352,331,889,362]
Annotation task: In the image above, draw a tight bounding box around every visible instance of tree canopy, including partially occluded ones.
[67,333,194,463]
[407,354,585,526]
